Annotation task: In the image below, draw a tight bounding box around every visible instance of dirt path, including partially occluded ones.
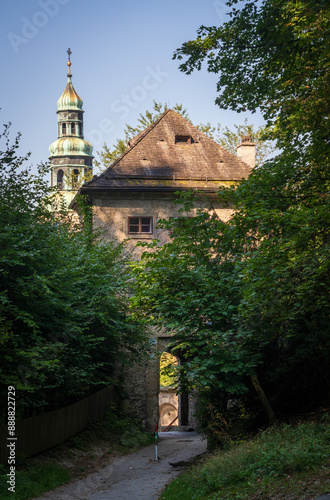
[34,432,207,500]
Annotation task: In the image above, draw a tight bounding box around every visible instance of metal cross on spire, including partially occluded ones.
[67,48,72,76]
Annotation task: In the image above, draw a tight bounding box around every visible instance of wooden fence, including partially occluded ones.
[0,385,114,465]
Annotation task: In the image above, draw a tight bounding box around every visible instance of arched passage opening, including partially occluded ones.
[159,352,178,430]
[156,336,198,432]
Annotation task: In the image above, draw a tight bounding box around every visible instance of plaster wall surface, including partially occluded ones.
[92,192,233,258]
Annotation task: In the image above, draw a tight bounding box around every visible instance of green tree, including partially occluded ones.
[131,176,329,434]
[131,210,251,394]
[131,0,330,433]
[159,352,178,388]
[173,0,330,384]
[173,0,330,154]
[0,124,147,421]
[173,0,330,365]
[131,200,276,428]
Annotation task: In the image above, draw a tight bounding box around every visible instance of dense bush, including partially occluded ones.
[0,124,147,420]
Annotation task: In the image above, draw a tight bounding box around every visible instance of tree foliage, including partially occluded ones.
[131,209,255,395]
[0,124,147,421]
[173,0,330,416]
[131,0,330,437]
[159,352,178,388]
[173,0,330,150]
[131,200,276,426]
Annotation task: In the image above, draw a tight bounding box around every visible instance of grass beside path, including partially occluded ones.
[0,407,154,500]
[161,419,330,500]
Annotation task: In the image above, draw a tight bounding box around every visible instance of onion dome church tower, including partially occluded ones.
[49,48,93,208]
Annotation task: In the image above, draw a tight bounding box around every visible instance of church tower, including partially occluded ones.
[49,49,93,208]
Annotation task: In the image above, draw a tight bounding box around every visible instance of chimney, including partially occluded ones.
[236,135,256,168]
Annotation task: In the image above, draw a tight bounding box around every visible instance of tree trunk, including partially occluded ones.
[249,371,277,425]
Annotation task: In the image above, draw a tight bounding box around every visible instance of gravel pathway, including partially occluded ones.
[34,432,207,500]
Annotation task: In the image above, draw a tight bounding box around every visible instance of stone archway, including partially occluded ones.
[159,352,179,430]
[157,341,197,431]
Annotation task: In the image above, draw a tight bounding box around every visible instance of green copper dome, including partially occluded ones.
[56,74,83,112]
[49,48,93,205]
[49,137,93,158]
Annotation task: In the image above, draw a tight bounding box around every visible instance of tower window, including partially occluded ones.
[57,169,64,189]
[79,124,83,136]
[71,123,75,134]
[128,217,153,234]
[62,123,66,135]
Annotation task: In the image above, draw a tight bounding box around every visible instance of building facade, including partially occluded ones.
[74,109,253,254]
[71,109,255,430]
[49,53,255,430]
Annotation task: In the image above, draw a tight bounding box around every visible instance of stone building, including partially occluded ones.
[50,52,255,431]
[71,109,255,431]
[73,109,253,252]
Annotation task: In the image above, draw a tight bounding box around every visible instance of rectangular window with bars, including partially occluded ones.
[128,217,153,234]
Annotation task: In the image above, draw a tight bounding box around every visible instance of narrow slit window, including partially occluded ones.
[57,169,64,188]
[128,217,153,234]
[62,123,66,135]
[71,123,75,134]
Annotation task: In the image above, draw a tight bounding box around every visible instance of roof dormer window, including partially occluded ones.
[175,135,194,144]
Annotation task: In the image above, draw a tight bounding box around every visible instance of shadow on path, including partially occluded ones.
[35,431,207,500]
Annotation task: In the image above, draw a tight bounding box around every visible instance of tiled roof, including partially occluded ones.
[80,109,251,193]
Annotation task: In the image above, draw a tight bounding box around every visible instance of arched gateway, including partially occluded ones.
[158,348,197,431]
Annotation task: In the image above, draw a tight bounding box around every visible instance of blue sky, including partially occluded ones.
[1,0,265,173]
